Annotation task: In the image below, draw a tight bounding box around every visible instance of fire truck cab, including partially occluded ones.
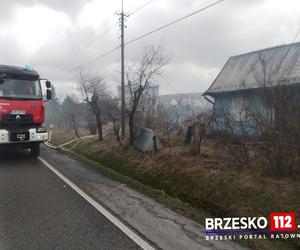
[0,65,51,157]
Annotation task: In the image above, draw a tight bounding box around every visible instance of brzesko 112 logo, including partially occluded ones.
[270,212,296,231]
[205,212,300,241]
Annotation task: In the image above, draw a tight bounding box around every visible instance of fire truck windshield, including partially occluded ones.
[0,78,42,100]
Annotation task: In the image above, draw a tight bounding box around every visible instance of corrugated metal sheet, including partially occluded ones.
[206,42,300,95]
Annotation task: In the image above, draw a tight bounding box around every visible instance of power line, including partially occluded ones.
[126,0,155,16]
[81,22,119,49]
[57,0,224,78]
[125,0,224,46]
[56,46,120,79]
[73,46,120,70]
[56,0,156,78]
[59,12,119,59]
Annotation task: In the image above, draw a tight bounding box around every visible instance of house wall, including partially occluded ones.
[212,90,271,136]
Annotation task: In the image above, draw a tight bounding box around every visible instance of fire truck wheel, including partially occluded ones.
[30,143,40,157]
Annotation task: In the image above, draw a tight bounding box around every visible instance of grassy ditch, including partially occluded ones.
[50,132,299,250]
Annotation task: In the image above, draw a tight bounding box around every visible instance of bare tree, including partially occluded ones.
[251,54,300,176]
[140,91,159,128]
[214,90,253,167]
[125,45,169,145]
[78,71,110,140]
[190,112,212,156]
[61,95,82,138]
[106,98,122,146]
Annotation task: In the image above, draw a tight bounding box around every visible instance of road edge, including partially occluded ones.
[38,156,156,250]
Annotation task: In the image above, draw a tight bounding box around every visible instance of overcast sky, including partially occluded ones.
[0,0,299,98]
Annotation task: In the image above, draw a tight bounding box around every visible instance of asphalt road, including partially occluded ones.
[0,147,141,250]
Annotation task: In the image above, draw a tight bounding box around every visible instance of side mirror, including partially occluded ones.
[46,89,52,100]
[46,80,51,89]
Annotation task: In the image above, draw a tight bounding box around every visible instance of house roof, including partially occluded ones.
[205,42,300,95]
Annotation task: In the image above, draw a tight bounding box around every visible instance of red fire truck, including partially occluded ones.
[0,65,51,157]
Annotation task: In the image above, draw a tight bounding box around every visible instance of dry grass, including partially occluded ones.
[52,131,300,250]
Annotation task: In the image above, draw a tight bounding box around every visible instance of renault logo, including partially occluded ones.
[16,115,21,120]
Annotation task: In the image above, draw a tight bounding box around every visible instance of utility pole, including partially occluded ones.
[120,0,126,138]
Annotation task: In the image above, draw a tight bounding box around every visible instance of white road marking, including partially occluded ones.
[38,156,155,250]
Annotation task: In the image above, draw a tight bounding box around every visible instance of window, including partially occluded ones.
[0,78,42,100]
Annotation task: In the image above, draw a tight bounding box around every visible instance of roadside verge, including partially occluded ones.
[41,143,247,250]
[44,134,298,250]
